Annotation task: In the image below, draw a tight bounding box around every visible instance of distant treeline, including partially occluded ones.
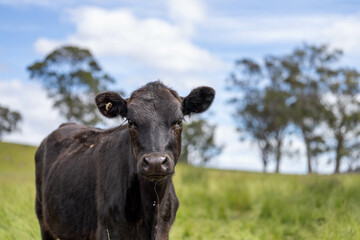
[227,43,360,174]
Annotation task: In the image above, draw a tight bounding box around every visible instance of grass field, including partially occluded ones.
[0,142,360,240]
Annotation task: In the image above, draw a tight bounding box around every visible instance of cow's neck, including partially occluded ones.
[139,176,170,216]
[139,177,170,203]
[127,175,171,239]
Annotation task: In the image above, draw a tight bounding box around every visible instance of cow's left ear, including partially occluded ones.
[95,92,127,118]
[182,87,215,115]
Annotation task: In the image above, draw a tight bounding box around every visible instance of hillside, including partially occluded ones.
[0,142,359,239]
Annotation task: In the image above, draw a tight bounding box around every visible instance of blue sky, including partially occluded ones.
[1,0,360,173]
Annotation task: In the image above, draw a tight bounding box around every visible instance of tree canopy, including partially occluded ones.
[179,118,223,165]
[0,104,22,140]
[227,58,290,173]
[27,45,115,125]
[227,43,360,173]
[321,67,360,173]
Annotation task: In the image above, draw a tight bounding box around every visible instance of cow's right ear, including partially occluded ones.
[95,92,127,118]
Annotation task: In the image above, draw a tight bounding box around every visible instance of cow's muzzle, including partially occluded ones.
[138,152,173,181]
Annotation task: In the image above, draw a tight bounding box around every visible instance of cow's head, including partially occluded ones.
[96,81,215,182]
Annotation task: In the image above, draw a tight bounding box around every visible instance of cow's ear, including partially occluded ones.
[95,92,127,118]
[182,87,215,115]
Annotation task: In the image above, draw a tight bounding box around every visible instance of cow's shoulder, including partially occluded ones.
[41,123,97,155]
[49,123,96,143]
[49,123,128,151]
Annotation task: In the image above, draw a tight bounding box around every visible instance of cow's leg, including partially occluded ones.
[36,198,55,240]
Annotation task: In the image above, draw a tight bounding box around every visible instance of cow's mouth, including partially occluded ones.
[141,173,173,182]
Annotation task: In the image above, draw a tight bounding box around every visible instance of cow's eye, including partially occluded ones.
[128,120,135,129]
[174,119,183,128]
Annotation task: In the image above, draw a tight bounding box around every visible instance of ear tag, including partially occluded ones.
[105,102,112,111]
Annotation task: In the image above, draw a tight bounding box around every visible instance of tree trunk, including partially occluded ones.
[334,155,341,174]
[259,141,269,173]
[304,139,312,174]
[275,138,282,173]
[275,157,280,173]
[334,134,343,174]
[262,151,268,173]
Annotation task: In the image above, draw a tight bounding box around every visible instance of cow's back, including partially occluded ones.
[35,123,104,239]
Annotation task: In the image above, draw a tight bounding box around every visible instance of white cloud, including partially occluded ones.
[34,6,223,73]
[35,38,62,54]
[168,0,206,24]
[322,14,360,53]
[205,13,360,54]
[0,79,64,145]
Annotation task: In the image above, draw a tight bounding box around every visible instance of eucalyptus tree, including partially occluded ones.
[266,44,340,173]
[0,104,22,140]
[228,44,360,174]
[27,46,115,125]
[320,67,360,173]
[179,117,223,165]
[227,59,290,173]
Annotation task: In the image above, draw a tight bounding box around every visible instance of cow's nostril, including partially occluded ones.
[143,157,149,170]
[161,157,169,167]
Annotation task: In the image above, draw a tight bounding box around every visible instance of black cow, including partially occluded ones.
[35,81,215,240]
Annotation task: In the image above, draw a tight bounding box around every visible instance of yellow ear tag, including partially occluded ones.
[105,102,112,111]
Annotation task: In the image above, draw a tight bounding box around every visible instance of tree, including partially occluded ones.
[227,59,290,173]
[262,89,290,173]
[236,92,273,173]
[27,45,115,125]
[321,67,360,173]
[347,141,360,172]
[266,44,339,173]
[179,118,223,165]
[228,43,360,174]
[0,104,22,140]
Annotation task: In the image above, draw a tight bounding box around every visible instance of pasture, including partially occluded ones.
[0,142,359,240]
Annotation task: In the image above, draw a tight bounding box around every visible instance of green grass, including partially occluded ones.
[1,142,360,239]
[0,142,39,240]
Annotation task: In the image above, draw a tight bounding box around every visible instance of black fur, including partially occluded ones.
[35,81,215,240]
[95,91,127,118]
[182,87,215,115]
